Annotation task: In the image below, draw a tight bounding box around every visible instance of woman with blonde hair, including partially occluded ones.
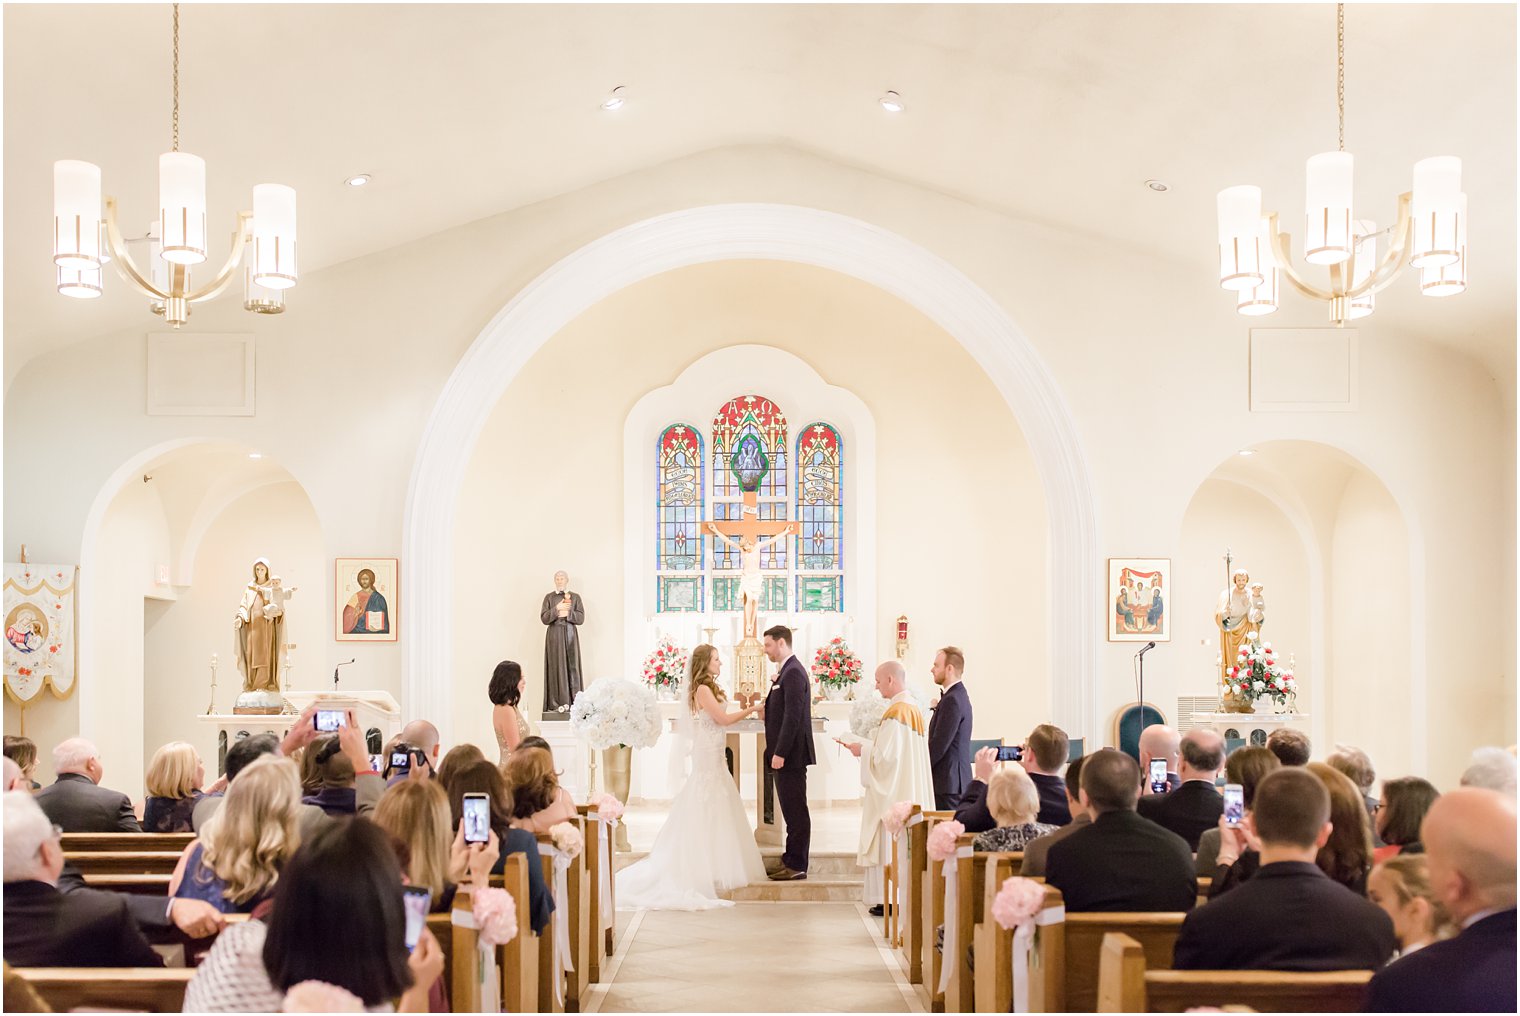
[374,778,482,912]
[972,765,1055,852]
[1368,853,1453,958]
[143,741,207,832]
[169,754,302,912]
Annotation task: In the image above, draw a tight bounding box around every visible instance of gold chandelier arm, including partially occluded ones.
[1346,192,1415,298]
[1267,216,1336,301]
[102,197,168,300]
[185,211,253,303]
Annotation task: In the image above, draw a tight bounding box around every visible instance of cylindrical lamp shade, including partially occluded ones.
[251,184,297,289]
[243,262,286,314]
[1411,156,1462,268]
[56,262,103,299]
[1217,186,1264,291]
[1305,152,1354,264]
[1347,219,1377,320]
[1236,218,1278,316]
[53,160,102,269]
[147,223,170,295]
[1421,193,1467,297]
[159,152,207,265]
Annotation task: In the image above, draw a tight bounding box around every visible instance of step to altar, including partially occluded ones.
[614,849,861,878]
[612,849,865,902]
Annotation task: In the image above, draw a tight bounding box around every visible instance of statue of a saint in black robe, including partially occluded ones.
[541,570,585,713]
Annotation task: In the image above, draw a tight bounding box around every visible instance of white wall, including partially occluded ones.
[5,145,1511,787]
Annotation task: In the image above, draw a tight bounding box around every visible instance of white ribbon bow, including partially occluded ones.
[451,906,502,1012]
[893,813,926,934]
[589,813,618,930]
[936,845,974,994]
[538,841,576,1005]
[1011,904,1065,1012]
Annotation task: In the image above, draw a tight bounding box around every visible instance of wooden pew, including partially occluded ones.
[920,811,955,1011]
[535,823,590,1014]
[82,872,173,895]
[15,968,195,1013]
[61,832,195,853]
[64,851,182,875]
[898,806,931,984]
[566,816,591,1012]
[1097,932,1373,1012]
[576,803,617,981]
[971,853,1020,1013]
[497,852,539,1013]
[1022,889,1186,1013]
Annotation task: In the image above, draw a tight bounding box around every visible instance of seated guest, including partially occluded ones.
[517,735,552,753]
[375,778,492,913]
[142,740,206,832]
[3,735,39,790]
[1021,755,1088,878]
[170,756,302,913]
[1045,748,1195,912]
[34,737,140,832]
[399,719,442,776]
[383,740,427,786]
[447,759,553,934]
[1460,746,1517,795]
[1196,745,1279,875]
[1307,762,1374,893]
[1326,743,1380,831]
[1265,726,1311,767]
[973,764,1055,852]
[296,738,325,795]
[183,818,445,1013]
[1173,767,1394,971]
[1374,776,1440,862]
[2,790,162,967]
[1364,788,1516,1013]
[955,723,1072,832]
[1138,723,1182,794]
[301,735,358,816]
[1138,729,1224,850]
[504,746,577,833]
[436,743,485,791]
[1368,854,1452,958]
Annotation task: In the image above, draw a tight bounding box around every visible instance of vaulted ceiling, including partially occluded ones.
[6,4,1514,381]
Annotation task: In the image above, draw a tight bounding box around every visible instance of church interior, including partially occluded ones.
[2,3,1515,1014]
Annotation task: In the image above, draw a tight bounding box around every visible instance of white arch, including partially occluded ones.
[402,203,1101,741]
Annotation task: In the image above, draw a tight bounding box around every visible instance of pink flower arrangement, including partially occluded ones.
[991,876,1047,930]
[811,636,863,691]
[549,821,584,859]
[927,820,965,862]
[883,801,916,839]
[281,981,364,1012]
[641,637,689,690]
[593,792,625,822]
[472,886,519,947]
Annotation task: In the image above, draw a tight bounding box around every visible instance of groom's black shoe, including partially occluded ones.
[768,866,807,881]
[868,904,885,917]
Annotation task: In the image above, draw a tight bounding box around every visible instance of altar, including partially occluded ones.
[1190,710,1310,749]
[197,690,400,775]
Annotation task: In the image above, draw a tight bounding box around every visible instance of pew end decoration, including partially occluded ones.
[472,886,520,947]
[927,819,964,861]
[883,800,915,840]
[592,792,625,823]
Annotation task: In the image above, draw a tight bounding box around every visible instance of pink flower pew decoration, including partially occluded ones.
[472,886,520,947]
[927,819,964,862]
[593,792,625,823]
[884,801,915,839]
[991,876,1047,930]
[282,981,365,1012]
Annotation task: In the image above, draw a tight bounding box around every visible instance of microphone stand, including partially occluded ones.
[333,658,356,692]
[1136,641,1157,732]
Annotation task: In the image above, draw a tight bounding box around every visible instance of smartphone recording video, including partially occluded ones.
[996,744,1024,763]
[402,886,431,952]
[462,792,490,844]
[313,709,345,732]
[1149,758,1169,794]
[1223,783,1245,827]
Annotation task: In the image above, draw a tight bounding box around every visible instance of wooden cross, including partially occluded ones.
[708,490,794,639]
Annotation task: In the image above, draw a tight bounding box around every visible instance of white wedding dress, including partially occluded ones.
[617,708,767,910]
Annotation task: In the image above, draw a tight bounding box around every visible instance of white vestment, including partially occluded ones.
[857,691,936,903]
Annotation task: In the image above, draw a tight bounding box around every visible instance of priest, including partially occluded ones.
[841,660,936,916]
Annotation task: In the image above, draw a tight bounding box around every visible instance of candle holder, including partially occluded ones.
[205,654,218,715]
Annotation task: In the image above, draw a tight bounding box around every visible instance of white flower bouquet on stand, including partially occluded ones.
[569,678,663,750]
[847,683,933,739]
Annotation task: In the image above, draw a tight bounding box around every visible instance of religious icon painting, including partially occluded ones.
[335,558,399,642]
[3,563,78,704]
[1108,558,1170,643]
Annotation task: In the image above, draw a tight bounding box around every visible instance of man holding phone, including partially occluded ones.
[1137,729,1226,850]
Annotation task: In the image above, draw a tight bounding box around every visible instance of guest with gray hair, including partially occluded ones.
[1460,747,1517,796]
[35,736,140,832]
[2,791,162,966]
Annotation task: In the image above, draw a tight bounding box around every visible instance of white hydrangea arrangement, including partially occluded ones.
[847,682,933,739]
[569,678,663,750]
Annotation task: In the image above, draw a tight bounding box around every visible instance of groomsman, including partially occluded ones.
[927,646,973,810]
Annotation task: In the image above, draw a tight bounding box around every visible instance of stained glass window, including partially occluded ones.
[656,424,704,611]
[710,395,789,576]
[795,423,844,611]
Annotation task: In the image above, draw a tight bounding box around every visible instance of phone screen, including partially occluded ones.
[368,754,383,773]
[1223,783,1245,827]
[995,744,1024,763]
[462,793,490,844]
[1149,759,1169,794]
[402,887,431,952]
[314,709,345,732]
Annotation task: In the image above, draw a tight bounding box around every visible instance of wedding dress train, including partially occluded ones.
[616,709,767,910]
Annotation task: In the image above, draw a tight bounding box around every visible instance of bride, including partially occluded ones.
[617,643,768,910]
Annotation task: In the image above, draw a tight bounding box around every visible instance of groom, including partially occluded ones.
[762,625,815,881]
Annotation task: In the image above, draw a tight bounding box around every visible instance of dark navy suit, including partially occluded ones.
[927,682,972,810]
[764,653,815,872]
[1364,909,1516,1012]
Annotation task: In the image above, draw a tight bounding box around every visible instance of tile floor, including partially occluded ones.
[584,902,923,1014]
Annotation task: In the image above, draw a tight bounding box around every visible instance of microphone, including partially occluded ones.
[1136,641,1157,657]
[333,658,356,688]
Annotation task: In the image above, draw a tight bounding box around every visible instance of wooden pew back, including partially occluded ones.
[971,853,1020,1013]
[64,850,182,875]
[62,832,194,853]
[1024,889,1186,1013]
[82,872,172,895]
[14,968,194,1013]
[919,811,954,1010]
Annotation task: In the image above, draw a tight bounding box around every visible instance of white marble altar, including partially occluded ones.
[1191,710,1309,749]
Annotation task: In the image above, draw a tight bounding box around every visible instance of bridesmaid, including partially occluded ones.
[491,660,532,766]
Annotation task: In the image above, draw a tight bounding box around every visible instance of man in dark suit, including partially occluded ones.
[1045,749,1196,912]
[1364,787,1516,1012]
[955,722,1072,832]
[35,737,140,833]
[926,646,972,810]
[1138,729,1225,850]
[1173,767,1394,971]
[1138,723,1182,794]
[1021,754,1090,878]
[3,790,162,967]
[762,625,814,880]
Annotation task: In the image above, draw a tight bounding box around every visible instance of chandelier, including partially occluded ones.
[51,4,297,326]
[1215,4,1467,325]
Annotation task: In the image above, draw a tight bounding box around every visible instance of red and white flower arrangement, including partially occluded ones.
[1224,631,1296,707]
[640,637,688,693]
[811,636,863,693]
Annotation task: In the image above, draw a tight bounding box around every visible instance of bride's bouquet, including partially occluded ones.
[569,678,663,750]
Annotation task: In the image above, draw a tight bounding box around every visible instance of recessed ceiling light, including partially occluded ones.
[1145,179,1170,193]
[248,452,263,460]
[879,90,905,113]
[1238,449,1255,457]
[601,86,626,111]
[344,174,371,188]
